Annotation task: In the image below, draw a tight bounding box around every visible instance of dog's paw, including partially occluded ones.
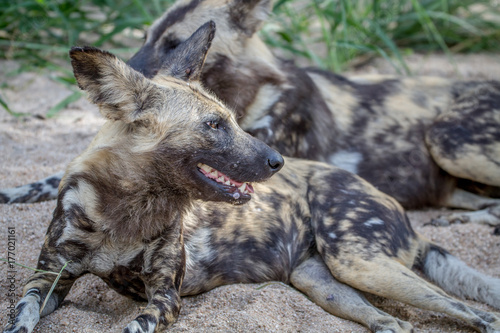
[372,317,414,333]
[4,294,41,333]
[427,207,500,228]
[122,316,156,333]
[427,217,451,227]
[3,326,29,333]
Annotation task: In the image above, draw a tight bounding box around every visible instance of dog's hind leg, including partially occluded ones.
[430,188,500,226]
[290,255,414,333]
[425,81,500,227]
[323,254,500,333]
[309,168,500,332]
[425,82,500,188]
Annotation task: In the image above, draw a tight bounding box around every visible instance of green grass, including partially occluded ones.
[1,0,500,116]
[0,0,175,117]
[263,0,500,73]
[0,0,175,66]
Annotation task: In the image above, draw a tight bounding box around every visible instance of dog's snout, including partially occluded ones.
[268,153,284,173]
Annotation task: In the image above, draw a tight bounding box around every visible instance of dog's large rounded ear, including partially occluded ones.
[157,21,216,82]
[70,46,162,123]
[229,0,272,36]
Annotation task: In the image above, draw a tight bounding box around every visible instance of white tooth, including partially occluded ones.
[211,171,218,178]
[200,164,212,173]
[239,183,246,192]
[225,180,231,185]
[218,177,225,183]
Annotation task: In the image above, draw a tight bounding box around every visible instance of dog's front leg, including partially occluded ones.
[4,239,79,333]
[123,225,185,333]
[123,284,182,333]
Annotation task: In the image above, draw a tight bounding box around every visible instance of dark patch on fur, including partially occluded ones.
[370,322,396,333]
[429,81,500,160]
[14,301,28,314]
[201,54,285,120]
[153,299,168,317]
[0,191,9,203]
[58,239,91,261]
[151,0,202,43]
[174,249,186,289]
[46,176,61,188]
[470,308,497,323]
[65,203,96,233]
[136,314,156,330]
[457,179,500,198]
[129,250,146,271]
[311,169,416,259]
[429,243,450,257]
[128,35,184,78]
[354,78,401,111]
[471,319,488,332]
[305,67,355,87]
[69,47,106,91]
[354,121,456,209]
[127,44,159,78]
[11,182,45,203]
[101,266,147,301]
[412,91,428,109]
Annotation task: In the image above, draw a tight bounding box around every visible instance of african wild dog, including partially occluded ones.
[4,23,284,333]
[5,22,500,333]
[2,0,499,229]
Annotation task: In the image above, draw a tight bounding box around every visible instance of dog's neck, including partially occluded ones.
[60,144,191,242]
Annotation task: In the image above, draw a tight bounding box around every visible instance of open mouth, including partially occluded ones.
[197,163,254,200]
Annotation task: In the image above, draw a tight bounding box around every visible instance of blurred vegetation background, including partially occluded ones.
[1,0,500,115]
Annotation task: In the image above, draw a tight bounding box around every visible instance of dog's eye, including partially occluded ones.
[207,121,219,130]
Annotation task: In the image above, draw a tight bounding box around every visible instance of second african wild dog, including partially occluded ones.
[2,0,499,229]
[5,22,500,333]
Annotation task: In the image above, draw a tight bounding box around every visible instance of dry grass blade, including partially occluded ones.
[40,261,71,314]
[0,258,71,314]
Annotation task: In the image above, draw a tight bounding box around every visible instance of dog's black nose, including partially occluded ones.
[268,153,284,172]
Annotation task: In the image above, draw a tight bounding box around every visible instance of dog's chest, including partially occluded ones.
[88,241,145,276]
[87,241,149,299]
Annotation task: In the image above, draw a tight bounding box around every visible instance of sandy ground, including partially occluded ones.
[1,54,500,333]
